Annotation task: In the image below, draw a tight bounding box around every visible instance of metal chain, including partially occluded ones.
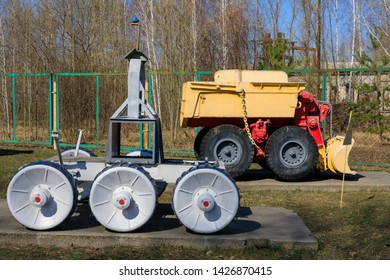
[239,89,260,149]
[240,90,334,146]
[319,100,333,139]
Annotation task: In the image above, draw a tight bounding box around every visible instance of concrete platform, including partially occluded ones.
[1,171,389,251]
[0,199,318,250]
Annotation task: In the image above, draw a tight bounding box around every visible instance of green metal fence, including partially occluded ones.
[1,68,389,157]
[0,73,53,145]
[54,72,128,149]
[0,71,213,150]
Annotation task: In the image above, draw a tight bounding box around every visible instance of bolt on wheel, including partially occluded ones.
[7,161,77,230]
[172,166,239,234]
[89,164,157,232]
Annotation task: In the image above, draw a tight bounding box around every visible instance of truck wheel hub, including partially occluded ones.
[280,140,306,167]
[214,139,242,165]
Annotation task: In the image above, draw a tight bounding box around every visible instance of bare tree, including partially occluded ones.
[361,0,390,56]
[347,0,357,100]
[316,0,322,71]
[1,0,389,144]
[288,0,297,45]
[191,0,198,73]
[266,0,281,39]
[297,0,315,68]
[0,14,10,138]
[136,0,162,117]
[221,0,228,69]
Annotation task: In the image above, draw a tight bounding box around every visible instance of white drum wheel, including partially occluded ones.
[61,147,96,157]
[89,164,157,232]
[172,166,239,234]
[124,150,153,157]
[7,161,77,230]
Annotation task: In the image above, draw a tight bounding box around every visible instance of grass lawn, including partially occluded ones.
[0,143,389,260]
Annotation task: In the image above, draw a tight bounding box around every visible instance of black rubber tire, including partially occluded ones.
[194,127,211,160]
[199,124,254,178]
[265,126,318,181]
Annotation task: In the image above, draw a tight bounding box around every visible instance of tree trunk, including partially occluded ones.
[0,16,10,138]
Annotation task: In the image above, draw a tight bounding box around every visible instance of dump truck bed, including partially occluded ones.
[180,74,305,128]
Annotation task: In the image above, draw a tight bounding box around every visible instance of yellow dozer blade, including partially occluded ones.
[326,136,356,175]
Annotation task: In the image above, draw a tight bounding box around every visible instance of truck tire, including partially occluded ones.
[265,126,318,181]
[194,127,211,160]
[199,124,254,178]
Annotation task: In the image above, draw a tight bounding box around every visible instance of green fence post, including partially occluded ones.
[139,123,144,150]
[196,72,201,82]
[147,73,153,149]
[12,75,17,142]
[55,74,60,133]
[49,73,53,145]
[95,75,100,146]
[322,72,327,101]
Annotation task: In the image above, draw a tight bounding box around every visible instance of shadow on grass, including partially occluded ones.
[0,149,33,156]
[236,169,365,182]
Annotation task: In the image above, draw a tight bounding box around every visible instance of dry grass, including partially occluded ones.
[349,132,390,161]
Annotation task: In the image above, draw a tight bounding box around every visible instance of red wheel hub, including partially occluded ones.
[30,188,51,207]
[196,191,215,212]
[112,190,133,210]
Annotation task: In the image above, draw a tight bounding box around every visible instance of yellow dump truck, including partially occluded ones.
[180,69,355,180]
